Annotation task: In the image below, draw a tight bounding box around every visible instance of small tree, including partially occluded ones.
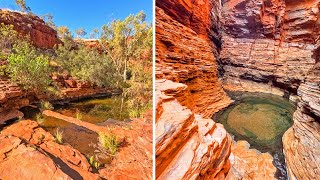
[57,26,72,39]
[75,28,87,38]
[42,13,55,29]
[100,11,151,81]
[90,28,100,39]
[15,0,31,12]
[7,41,52,91]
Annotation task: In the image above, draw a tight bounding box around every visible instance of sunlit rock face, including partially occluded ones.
[219,0,320,178]
[156,0,232,118]
[155,79,232,179]
[0,9,61,49]
[282,61,320,179]
[219,0,319,96]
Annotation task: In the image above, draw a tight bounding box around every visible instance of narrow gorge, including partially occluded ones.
[155,0,320,179]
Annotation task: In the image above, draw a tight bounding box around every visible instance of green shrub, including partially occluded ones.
[55,128,63,144]
[76,110,83,120]
[35,113,45,124]
[7,42,52,91]
[89,156,101,169]
[98,133,120,156]
[40,101,54,110]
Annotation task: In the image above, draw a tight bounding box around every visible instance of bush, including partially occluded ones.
[98,132,120,156]
[35,113,45,124]
[7,41,52,91]
[55,128,63,144]
[40,101,54,110]
[55,41,122,88]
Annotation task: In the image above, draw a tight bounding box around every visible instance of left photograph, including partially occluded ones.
[0,0,153,179]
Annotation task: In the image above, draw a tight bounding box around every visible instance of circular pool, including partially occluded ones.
[214,92,296,179]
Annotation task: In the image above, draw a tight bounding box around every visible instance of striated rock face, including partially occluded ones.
[157,0,320,179]
[156,79,232,179]
[156,1,231,118]
[0,120,100,179]
[226,141,277,179]
[0,73,117,122]
[220,0,320,96]
[220,0,320,179]
[282,62,320,179]
[220,36,316,95]
[0,9,61,49]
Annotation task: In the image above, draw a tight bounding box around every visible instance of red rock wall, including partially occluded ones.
[156,0,231,118]
[219,0,320,178]
[0,9,61,49]
[155,79,232,179]
[220,0,320,96]
[282,60,320,179]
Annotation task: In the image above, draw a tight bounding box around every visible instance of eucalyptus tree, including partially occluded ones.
[75,28,87,38]
[15,0,31,12]
[100,11,152,82]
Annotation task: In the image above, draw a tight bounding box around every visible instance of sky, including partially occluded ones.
[0,0,153,38]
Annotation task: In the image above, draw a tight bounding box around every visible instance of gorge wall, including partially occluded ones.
[156,0,232,118]
[219,0,320,179]
[0,9,61,49]
[156,0,320,179]
[219,0,319,98]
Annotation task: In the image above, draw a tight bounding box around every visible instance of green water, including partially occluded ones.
[214,92,295,179]
[21,95,130,156]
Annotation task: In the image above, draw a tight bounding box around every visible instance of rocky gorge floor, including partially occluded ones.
[0,110,152,180]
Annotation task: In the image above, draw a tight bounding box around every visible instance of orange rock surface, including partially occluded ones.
[226,141,277,180]
[0,120,100,179]
[156,79,232,179]
[0,9,61,49]
[282,62,320,179]
[156,4,231,118]
[42,109,153,180]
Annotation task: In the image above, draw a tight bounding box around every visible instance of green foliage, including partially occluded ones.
[98,133,120,156]
[75,28,87,38]
[35,113,45,124]
[90,29,100,39]
[55,128,63,144]
[15,0,31,12]
[100,11,152,82]
[57,26,72,40]
[40,101,54,110]
[76,110,82,120]
[0,23,19,59]
[7,41,52,91]
[89,156,101,169]
[55,41,122,88]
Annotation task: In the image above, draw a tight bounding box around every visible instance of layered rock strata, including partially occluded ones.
[226,141,277,179]
[219,0,320,97]
[156,79,232,179]
[282,62,320,179]
[0,74,117,122]
[156,1,231,118]
[0,9,61,49]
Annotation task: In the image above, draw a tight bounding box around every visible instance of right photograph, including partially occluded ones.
[155,0,319,179]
